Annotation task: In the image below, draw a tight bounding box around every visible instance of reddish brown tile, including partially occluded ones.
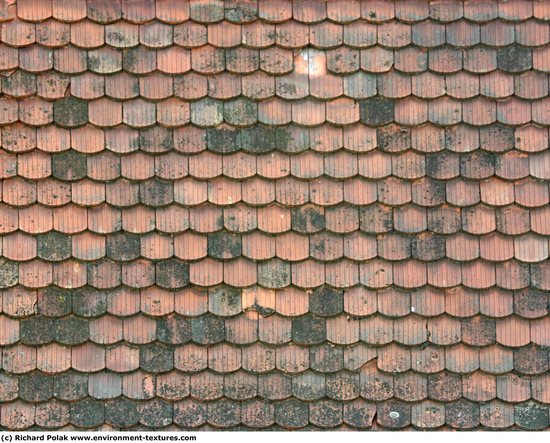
[531,317,550,346]
[447,280,482,316]
[393,314,427,346]
[207,343,241,373]
[174,343,207,372]
[393,260,427,288]
[35,399,69,428]
[123,315,156,345]
[359,258,393,288]
[273,232,308,262]
[377,177,411,205]
[377,343,411,373]
[393,372,428,403]
[496,316,530,347]
[515,178,549,207]
[395,47,427,74]
[341,344,374,373]
[9,132,38,168]
[497,261,530,293]
[411,344,445,374]
[343,182,376,213]
[496,373,531,403]
[89,99,122,126]
[2,232,37,261]
[533,44,550,71]
[276,344,309,373]
[224,258,257,287]
[410,400,445,430]
[208,177,242,206]
[324,260,358,288]
[409,74,442,102]
[0,401,35,430]
[70,342,105,372]
[2,124,37,153]
[274,287,308,317]
[105,345,139,373]
[18,206,52,234]
[427,315,461,346]
[189,258,222,287]
[358,359,392,401]
[19,98,54,127]
[123,370,155,400]
[410,287,445,317]
[225,312,257,345]
[378,288,411,317]
[531,374,550,407]
[445,343,479,373]
[478,72,512,101]
[325,204,358,233]
[289,260,323,288]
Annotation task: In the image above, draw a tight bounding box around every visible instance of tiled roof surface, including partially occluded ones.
[0,0,549,431]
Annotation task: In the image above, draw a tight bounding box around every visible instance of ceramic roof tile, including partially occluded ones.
[515,344,549,375]
[1,0,548,431]
[221,371,255,401]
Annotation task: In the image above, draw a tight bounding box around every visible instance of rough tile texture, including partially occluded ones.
[0,0,549,432]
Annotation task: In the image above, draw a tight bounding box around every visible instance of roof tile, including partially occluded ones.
[446,400,480,430]
[464,46,497,73]
[19,46,53,72]
[478,344,513,376]
[515,402,550,430]
[2,71,37,99]
[357,361,391,403]
[376,400,411,429]
[309,400,343,428]
[1,0,548,431]
[411,400,445,430]
[258,313,290,344]
[411,344,445,374]
[292,371,326,401]
[35,21,67,48]
[532,373,550,404]
[427,372,462,403]
[515,344,549,375]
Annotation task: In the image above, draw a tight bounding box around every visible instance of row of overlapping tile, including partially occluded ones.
[1,230,550,261]
[6,45,550,78]
[0,397,548,430]
[1,321,549,364]
[1,176,547,203]
[1,155,550,191]
[2,147,550,181]
[3,0,550,23]
[0,258,549,289]
[1,284,549,317]
[3,15,550,48]
[1,200,549,233]
[1,352,550,398]
[2,125,550,153]
[2,355,550,403]
[2,21,550,71]
[0,309,549,346]
[1,98,550,126]
[2,74,550,102]
[0,337,548,371]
